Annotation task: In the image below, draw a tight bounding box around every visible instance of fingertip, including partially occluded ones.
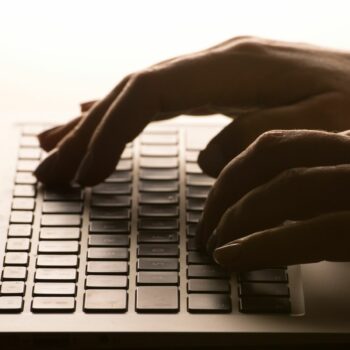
[198,144,226,177]
[213,242,242,268]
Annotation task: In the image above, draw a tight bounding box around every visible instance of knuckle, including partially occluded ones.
[252,130,286,153]
[233,38,266,54]
[277,167,305,186]
[129,70,157,92]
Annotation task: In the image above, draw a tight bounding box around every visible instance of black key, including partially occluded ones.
[139,169,178,181]
[87,248,129,261]
[38,241,80,254]
[44,188,83,201]
[35,268,77,282]
[141,145,178,157]
[186,212,201,224]
[138,218,179,230]
[92,183,131,195]
[139,180,179,193]
[187,265,229,279]
[116,159,132,171]
[1,281,25,296]
[141,134,178,145]
[137,231,179,244]
[41,214,81,227]
[136,286,179,313]
[140,157,178,169]
[6,238,30,252]
[2,266,27,281]
[186,224,198,238]
[33,283,76,296]
[15,172,37,185]
[84,290,127,313]
[18,148,41,159]
[89,221,130,233]
[239,269,288,283]
[40,227,81,240]
[186,186,211,199]
[187,279,230,293]
[139,193,178,205]
[17,160,39,172]
[87,261,129,275]
[85,275,128,289]
[10,211,33,224]
[4,252,29,266]
[188,294,232,313]
[12,198,35,211]
[8,224,32,238]
[105,170,132,183]
[137,272,178,285]
[137,258,179,271]
[36,255,79,268]
[13,184,36,197]
[239,283,290,297]
[32,297,75,313]
[186,238,200,251]
[90,207,130,220]
[138,205,179,218]
[42,201,83,214]
[88,234,130,247]
[187,252,213,264]
[187,198,206,211]
[138,244,179,257]
[0,296,23,313]
[91,195,131,208]
[187,174,215,187]
[186,163,202,174]
[239,297,291,314]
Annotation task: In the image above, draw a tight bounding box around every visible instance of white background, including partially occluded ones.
[0,0,349,122]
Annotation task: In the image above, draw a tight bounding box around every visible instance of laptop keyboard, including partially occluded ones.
[0,125,291,314]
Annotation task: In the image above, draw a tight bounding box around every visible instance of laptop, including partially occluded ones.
[0,115,349,349]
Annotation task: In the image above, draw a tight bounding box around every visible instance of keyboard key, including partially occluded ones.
[187,174,215,187]
[4,252,29,266]
[186,224,197,238]
[21,125,46,135]
[239,283,290,297]
[1,281,25,296]
[136,286,179,313]
[12,198,35,211]
[105,171,132,183]
[139,193,178,205]
[33,283,76,296]
[186,238,200,251]
[137,272,179,285]
[31,297,75,313]
[116,160,133,171]
[10,211,34,224]
[187,198,206,211]
[187,279,230,293]
[139,205,179,218]
[141,146,178,157]
[15,172,37,185]
[140,157,178,169]
[185,151,199,162]
[85,275,128,289]
[20,136,39,147]
[2,266,27,281]
[139,169,178,181]
[38,241,80,254]
[13,184,36,197]
[89,221,130,233]
[187,252,213,264]
[90,207,130,220]
[238,269,288,283]
[120,148,133,159]
[186,186,211,199]
[138,244,179,257]
[87,248,129,261]
[87,261,129,275]
[137,258,179,271]
[137,231,179,244]
[44,188,83,201]
[84,290,127,313]
[8,224,32,238]
[40,227,80,240]
[139,180,179,193]
[0,296,23,313]
[88,234,130,247]
[17,160,39,172]
[41,214,81,227]
[91,195,131,208]
[239,297,291,314]
[141,134,178,145]
[18,148,41,159]
[186,212,201,224]
[35,268,77,282]
[36,255,79,268]
[187,294,232,313]
[42,201,83,214]
[187,265,229,279]
[92,183,132,195]
[6,238,30,252]
[138,218,179,230]
[186,163,202,174]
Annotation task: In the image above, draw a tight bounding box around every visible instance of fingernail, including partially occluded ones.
[213,242,241,266]
[198,143,226,176]
[74,152,94,186]
[206,229,218,255]
[34,149,59,182]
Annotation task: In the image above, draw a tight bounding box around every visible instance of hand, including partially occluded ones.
[34,36,350,186]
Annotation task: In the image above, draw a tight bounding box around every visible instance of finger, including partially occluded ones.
[34,75,131,186]
[212,164,350,249]
[198,91,347,177]
[213,211,350,271]
[80,100,99,113]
